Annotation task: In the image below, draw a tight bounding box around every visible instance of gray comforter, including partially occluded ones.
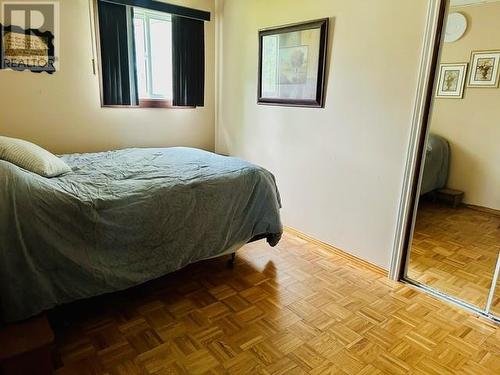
[0,147,282,322]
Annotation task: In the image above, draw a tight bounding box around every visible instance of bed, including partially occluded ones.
[420,134,450,195]
[0,147,283,322]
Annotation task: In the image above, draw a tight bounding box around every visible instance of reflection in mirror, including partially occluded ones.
[405,0,500,312]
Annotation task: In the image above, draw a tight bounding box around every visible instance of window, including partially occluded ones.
[133,9,173,102]
[96,0,208,108]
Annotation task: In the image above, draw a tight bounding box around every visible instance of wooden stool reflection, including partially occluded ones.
[435,188,464,208]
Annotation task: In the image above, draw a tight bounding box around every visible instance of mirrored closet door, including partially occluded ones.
[404,0,500,320]
[488,264,500,317]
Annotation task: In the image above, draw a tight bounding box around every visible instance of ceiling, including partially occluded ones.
[451,0,500,6]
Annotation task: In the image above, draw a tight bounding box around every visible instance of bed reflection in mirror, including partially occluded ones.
[405,0,500,314]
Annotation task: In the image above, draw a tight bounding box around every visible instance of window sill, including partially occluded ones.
[140,99,172,108]
[101,99,195,109]
[140,99,195,109]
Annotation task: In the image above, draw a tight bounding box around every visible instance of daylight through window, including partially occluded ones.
[133,9,173,100]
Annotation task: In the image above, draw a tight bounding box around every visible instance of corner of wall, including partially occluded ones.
[214,0,225,154]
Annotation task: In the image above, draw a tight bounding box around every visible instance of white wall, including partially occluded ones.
[429,3,500,210]
[0,0,216,154]
[217,0,429,269]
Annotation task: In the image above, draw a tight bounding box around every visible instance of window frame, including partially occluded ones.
[93,0,193,109]
[133,8,173,101]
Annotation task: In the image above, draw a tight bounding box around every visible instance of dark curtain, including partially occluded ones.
[98,0,138,106]
[172,16,205,107]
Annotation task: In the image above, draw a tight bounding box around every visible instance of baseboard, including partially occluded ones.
[466,204,500,217]
[284,226,388,276]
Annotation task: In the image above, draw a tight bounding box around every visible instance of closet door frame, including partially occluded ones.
[389,0,448,281]
[485,254,500,317]
[389,0,500,323]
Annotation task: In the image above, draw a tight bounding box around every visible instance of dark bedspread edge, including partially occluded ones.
[248,232,282,247]
[0,233,282,325]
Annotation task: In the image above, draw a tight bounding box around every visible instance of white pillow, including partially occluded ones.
[0,136,72,177]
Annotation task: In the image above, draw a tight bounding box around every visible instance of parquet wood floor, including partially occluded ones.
[52,231,499,375]
[407,201,500,312]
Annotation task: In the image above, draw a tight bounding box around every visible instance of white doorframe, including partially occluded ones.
[389,0,448,280]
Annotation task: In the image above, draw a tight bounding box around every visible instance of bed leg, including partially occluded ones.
[227,253,236,268]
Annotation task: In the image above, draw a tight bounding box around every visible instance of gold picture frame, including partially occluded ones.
[467,50,500,88]
[435,63,468,99]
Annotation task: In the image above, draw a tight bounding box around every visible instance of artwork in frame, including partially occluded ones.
[435,63,468,99]
[0,24,55,74]
[258,18,329,108]
[468,50,500,88]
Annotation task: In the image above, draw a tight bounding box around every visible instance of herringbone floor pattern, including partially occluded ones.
[53,231,499,374]
[407,201,500,311]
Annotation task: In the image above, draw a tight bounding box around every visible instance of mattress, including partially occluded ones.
[0,147,282,322]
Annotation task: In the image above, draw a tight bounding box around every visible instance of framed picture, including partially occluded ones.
[467,50,500,88]
[0,24,55,74]
[258,18,329,108]
[435,63,468,98]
